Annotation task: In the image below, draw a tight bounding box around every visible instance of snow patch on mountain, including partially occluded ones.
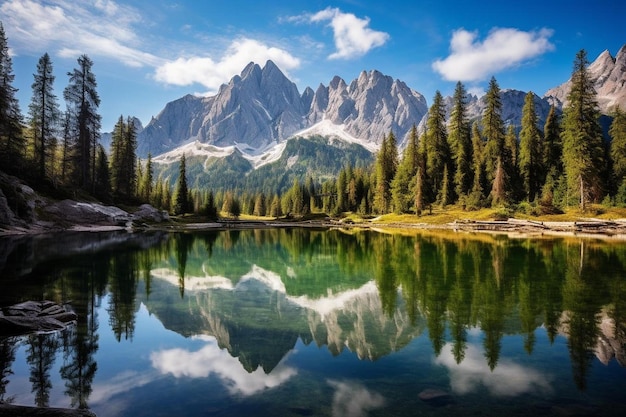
[294,119,380,152]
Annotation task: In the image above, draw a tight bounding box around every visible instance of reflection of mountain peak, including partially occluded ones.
[144,265,423,371]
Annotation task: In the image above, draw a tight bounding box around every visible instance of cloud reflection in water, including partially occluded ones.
[150,335,297,396]
[434,342,553,397]
[328,380,385,417]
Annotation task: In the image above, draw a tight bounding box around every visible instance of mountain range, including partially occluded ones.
[128,45,626,192]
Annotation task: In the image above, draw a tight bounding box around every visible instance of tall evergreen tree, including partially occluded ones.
[28,53,60,180]
[173,154,190,215]
[519,92,544,201]
[93,144,110,201]
[373,131,398,213]
[561,49,606,210]
[449,81,472,197]
[0,22,25,173]
[543,105,562,177]
[468,121,486,207]
[142,153,154,203]
[391,125,419,213]
[63,54,101,190]
[610,106,626,202]
[425,91,451,204]
[482,77,506,183]
[109,116,126,196]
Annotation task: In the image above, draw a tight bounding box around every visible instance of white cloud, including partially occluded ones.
[432,27,554,81]
[150,335,298,396]
[301,7,390,60]
[153,38,301,92]
[434,342,553,397]
[0,0,161,67]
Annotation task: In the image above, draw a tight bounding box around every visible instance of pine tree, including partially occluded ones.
[373,131,398,213]
[610,106,626,202]
[425,91,451,204]
[449,81,472,197]
[543,105,562,177]
[173,154,190,215]
[109,116,125,195]
[28,53,60,180]
[0,22,25,173]
[122,116,137,197]
[482,77,506,184]
[468,122,486,208]
[413,166,425,215]
[519,92,544,201]
[391,125,419,213]
[561,49,606,210]
[93,144,110,201]
[63,54,101,190]
[142,153,153,202]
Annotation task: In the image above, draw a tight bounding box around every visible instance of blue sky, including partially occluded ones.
[2,0,624,132]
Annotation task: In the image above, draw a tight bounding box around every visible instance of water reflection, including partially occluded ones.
[151,335,298,396]
[435,342,553,397]
[1,229,626,415]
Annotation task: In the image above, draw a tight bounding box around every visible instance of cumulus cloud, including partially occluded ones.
[153,38,300,92]
[434,342,553,397]
[432,27,554,81]
[296,7,389,60]
[0,0,161,67]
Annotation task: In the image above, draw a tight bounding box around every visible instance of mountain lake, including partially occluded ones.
[1,228,625,416]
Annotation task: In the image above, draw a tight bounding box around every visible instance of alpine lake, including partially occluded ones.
[1,227,625,417]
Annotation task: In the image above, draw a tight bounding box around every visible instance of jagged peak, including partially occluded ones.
[617,44,626,61]
[241,61,262,81]
[329,75,347,90]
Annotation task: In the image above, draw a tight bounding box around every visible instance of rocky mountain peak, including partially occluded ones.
[544,45,626,113]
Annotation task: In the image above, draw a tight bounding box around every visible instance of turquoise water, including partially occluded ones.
[1,228,625,416]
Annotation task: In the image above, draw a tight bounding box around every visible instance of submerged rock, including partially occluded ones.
[0,300,77,336]
[418,388,453,406]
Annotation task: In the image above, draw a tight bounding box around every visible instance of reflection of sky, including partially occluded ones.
[328,380,385,417]
[434,342,553,396]
[150,335,297,396]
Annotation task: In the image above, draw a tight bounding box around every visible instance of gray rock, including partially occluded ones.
[132,204,169,223]
[0,300,77,336]
[43,200,131,226]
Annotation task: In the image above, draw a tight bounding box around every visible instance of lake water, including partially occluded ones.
[1,228,625,416]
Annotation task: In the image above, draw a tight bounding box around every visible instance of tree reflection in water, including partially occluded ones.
[0,228,625,415]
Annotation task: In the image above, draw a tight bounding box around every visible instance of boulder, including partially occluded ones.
[132,204,170,223]
[0,301,77,336]
[43,200,131,226]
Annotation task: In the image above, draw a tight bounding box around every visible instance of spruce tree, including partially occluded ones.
[28,53,60,180]
[64,54,101,190]
[519,92,544,201]
[561,49,605,210]
[0,22,25,173]
[173,154,190,215]
[93,144,110,202]
[391,125,419,213]
[543,105,562,177]
[610,106,626,202]
[425,91,451,204]
[468,122,486,208]
[482,77,506,184]
[449,81,472,197]
[373,131,398,213]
